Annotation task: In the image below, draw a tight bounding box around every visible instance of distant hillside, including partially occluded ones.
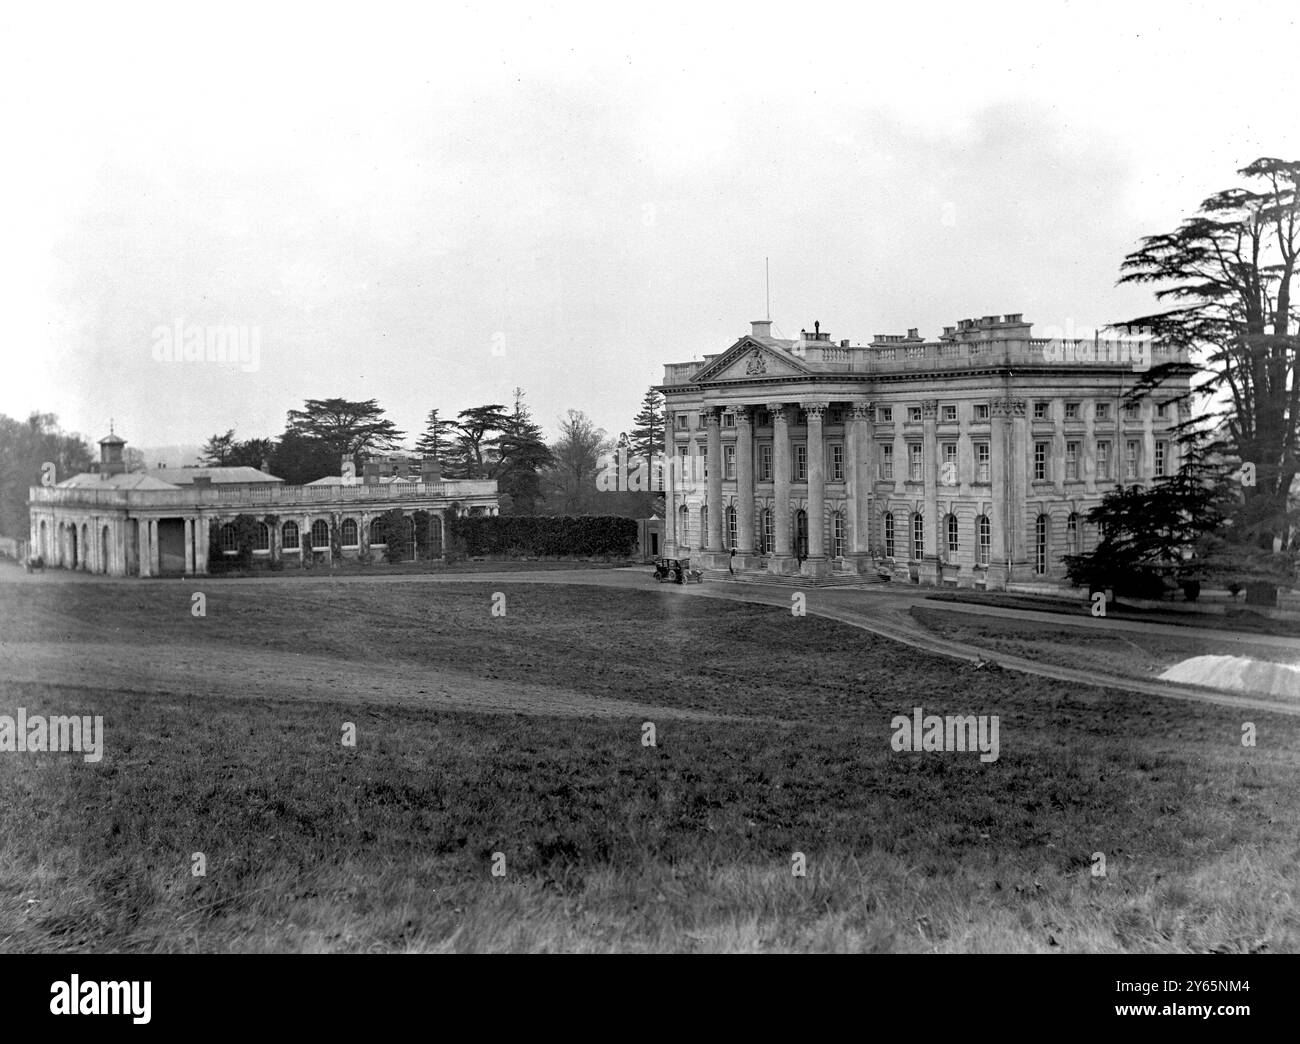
[132,444,206,470]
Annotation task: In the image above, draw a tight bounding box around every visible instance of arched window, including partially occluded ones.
[678,504,690,549]
[1035,514,1049,575]
[1066,512,1079,555]
[977,515,991,565]
[761,508,774,554]
[341,518,358,547]
[369,518,386,545]
[253,522,270,551]
[282,521,299,551]
[311,520,329,549]
[220,523,238,553]
[726,505,737,550]
[795,509,808,558]
[911,512,924,559]
[832,512,845,558]
[946,513,959,555]
[883,512,895,558]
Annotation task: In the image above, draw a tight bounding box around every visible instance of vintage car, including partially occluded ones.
[652,557,703,584]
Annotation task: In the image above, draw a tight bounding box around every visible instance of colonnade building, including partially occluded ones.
[660,315,1190,587]
[27,433,498,576]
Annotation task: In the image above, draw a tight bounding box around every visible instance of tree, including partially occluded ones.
[268,429,338,486]
[542,409,612,514]
[628,387,664,469]
[494,388,552,513]
[0,412,93,537]
[227,437,278,471]
[284,398,405,468]
[446,404,509,479]
[1118,157,1300,551]
[413,409,457,461]
[199,429,237,466]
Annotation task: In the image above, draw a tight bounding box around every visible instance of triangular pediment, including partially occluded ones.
[692,337,810,384]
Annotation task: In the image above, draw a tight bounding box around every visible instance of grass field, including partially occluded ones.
[911,606,1300,685]
[1,578,1298,952]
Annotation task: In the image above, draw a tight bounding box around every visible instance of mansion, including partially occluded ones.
[28,433,499,577]
[661,315,1191,587]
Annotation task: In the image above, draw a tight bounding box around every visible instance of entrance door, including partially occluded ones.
[157,519,186,574]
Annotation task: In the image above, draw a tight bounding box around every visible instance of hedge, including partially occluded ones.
[444,515,637,558]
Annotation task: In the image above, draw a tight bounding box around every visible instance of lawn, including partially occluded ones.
[910,606,1300,685]
[1,579,1297,952]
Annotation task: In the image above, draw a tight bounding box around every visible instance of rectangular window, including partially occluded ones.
[977,516,991,565]
[678,445,690,483]
[794,444,807,481]
[884,514,895,557]
[880,443,894,480]
[974,404,990,421]
[1123,403,1139,421]
[832,514,845,557]
[1065,402,1080,420]
[1095,402,1110,421]
[676,414,688,429]
[975,442,990,483]
[908,406,922,423]
[758,444,773,482]
[947,515,959,554]
[1033,401,1049,419]
[877,406,893,423]
[1156,402,1168,419]
[943,442,958,466]
[1125,440,1138,479]
[912,514,924,558]
[722,411,735,428]
[1066,441,1079,480]
[756,409,770,427]
[1155,440,1166,476]
[724,444,736,480]
[942,404,957,422]
[1034,441,1048,481]
[831,444,844,481]
[1096,441,1111,480]
[908,443,924,481]
[701,446,708,480]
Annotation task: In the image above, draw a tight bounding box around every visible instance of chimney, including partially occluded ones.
[420,457,442,483]
[840,339,849,348]
[750,319,772,339]
[363,462,380,484]
[906,327,920,340]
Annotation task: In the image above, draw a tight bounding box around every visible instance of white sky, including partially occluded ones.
[2,0,1297,453]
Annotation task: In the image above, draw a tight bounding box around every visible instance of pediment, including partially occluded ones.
[692,337,809,384]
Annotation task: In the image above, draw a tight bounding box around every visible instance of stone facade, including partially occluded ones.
[28,434,498,577]
[661,315,1191,588]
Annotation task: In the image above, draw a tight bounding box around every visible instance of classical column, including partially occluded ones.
[921,399,940,583]
[769,402,793,569]
[196,517,210,574]
[802,402,828,574]
[704,407,723,555]
[731,406,755,556]
[663,411,677,556]
[846,403,873,556]
[182,518,194,575]
[990,398,1026,586]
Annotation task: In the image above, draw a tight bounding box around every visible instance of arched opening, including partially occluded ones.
[883,511,895,558]
[340,518,358,547]
[220,523,239,554]
[1035,514,1049,575]
[252,522,270,552]
[427,514,444,556]
[678,504,690,550]
[39,519,47,561]
[80,524,88,569]
[368,518,385,546]
[795,509,808,559]
[726,505,737,550]
[282,521,300,554]
[310,520,329,549]
[976,515,991,565]
[945,513,959,557]
[100,525,110,574]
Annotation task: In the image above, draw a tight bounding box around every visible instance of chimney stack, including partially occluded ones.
[750,319,772,339]
[420,457,442,484]
[363,461,380,484]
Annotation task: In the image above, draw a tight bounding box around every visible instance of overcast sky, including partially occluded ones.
[2,0,1297,456]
